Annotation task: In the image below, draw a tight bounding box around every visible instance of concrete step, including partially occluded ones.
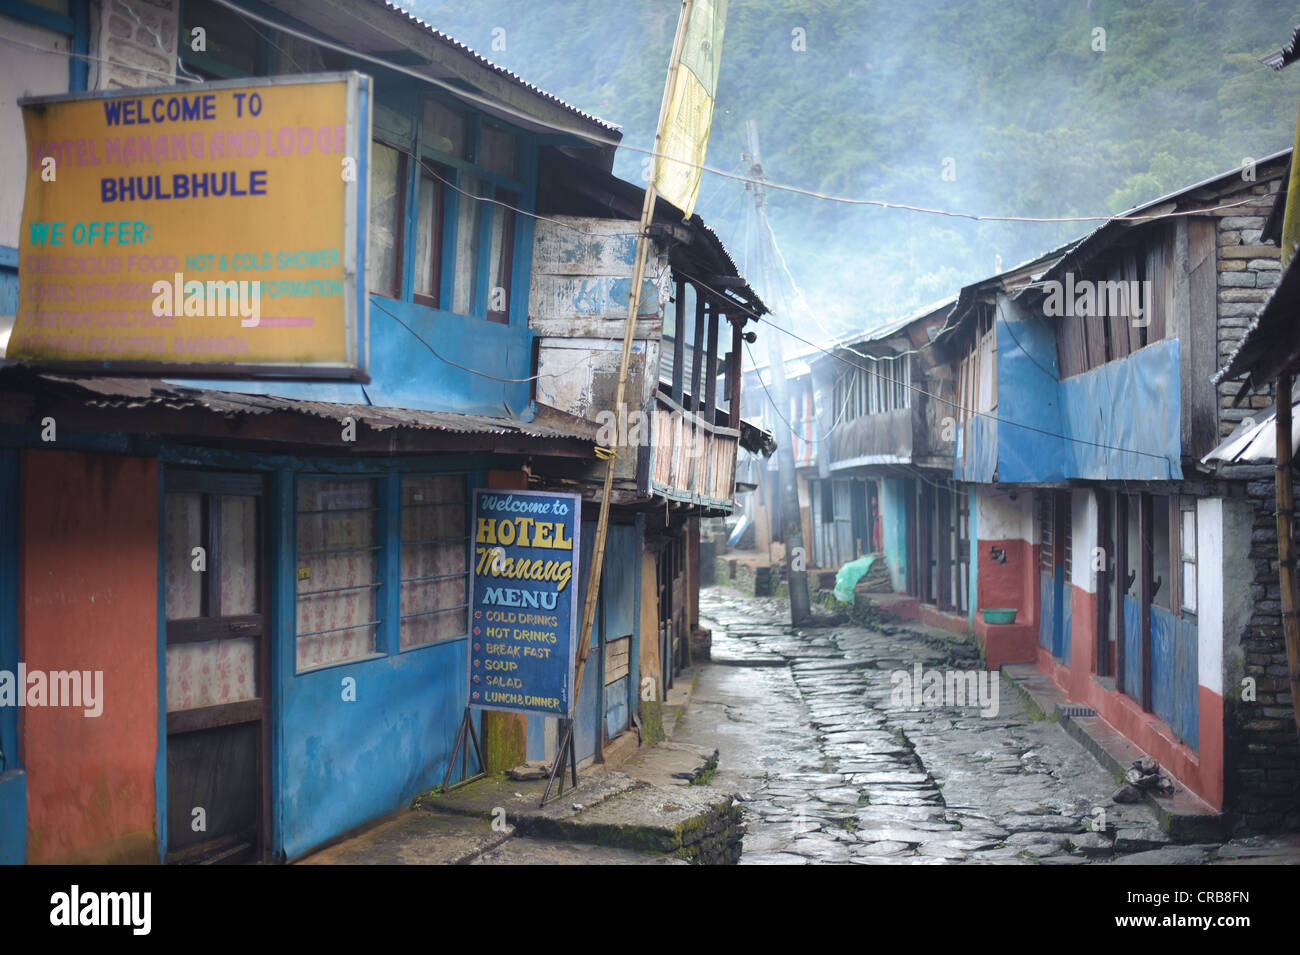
[416,760,742,863]
[1002,664,1228,843]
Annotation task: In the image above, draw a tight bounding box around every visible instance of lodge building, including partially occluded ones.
[0,0,763,863]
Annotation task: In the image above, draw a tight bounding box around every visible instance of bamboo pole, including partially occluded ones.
[571,0,695,710]
[1275,372,1300,745]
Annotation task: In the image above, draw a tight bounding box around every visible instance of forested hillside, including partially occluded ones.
[399,0,1300,335]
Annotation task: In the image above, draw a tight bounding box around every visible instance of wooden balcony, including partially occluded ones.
[649,393,739,509]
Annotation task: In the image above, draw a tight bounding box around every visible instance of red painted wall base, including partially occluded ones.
[1032,585,1224,809]
[976,620,1038,671]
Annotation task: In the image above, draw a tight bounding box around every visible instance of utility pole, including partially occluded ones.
[745,119,811,626]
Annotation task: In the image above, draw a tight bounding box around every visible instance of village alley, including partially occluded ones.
[679,587,1300,865]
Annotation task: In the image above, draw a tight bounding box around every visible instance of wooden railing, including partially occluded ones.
[649,393,739,508]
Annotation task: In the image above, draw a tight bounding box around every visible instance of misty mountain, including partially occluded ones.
[396,0,1300,340]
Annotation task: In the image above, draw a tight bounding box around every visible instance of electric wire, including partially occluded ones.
[709,276,1174,464]
[2,3,1227,469]
[203,0,1269,229]
[0,33,201,84]
[6,4,1271,228]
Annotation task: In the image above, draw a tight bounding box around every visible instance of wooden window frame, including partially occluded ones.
[293,475,385,673]
[370,140,408,301]
[398,474,471,650]
[1178,497,1197,618]
[486,189,517,324]
[412,164,448,309]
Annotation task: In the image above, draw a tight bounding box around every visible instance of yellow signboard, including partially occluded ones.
[9,72,369,379]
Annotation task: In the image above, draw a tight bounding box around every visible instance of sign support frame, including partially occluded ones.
[540,718,579,807]
[441,706,486,792]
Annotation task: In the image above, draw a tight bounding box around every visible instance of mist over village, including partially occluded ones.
[0,0,1297,934]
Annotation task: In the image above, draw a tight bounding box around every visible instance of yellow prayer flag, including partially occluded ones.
[653,0,727,219]
[1283,97,1300,267]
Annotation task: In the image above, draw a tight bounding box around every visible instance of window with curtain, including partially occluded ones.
[486,190,516,323]
[400,475,469,649]
[414,165,448,307]
[453,175,483,315]
[368,141,405,299]
[163,490,260,712]
[371,96,528,323]
[295,478,381,671]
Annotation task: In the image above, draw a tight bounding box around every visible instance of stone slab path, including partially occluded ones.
[681,586,1300,865]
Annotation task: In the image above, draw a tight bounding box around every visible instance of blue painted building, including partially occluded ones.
[932,153,1293,816]
[0,0,763,863]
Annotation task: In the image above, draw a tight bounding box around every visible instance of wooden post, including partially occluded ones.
[1115,493,1129,693]
[689,291,706,412]
[1139,491,1153,713]
[1095,490,1112,678]
[728,318,743,428]
[703,302,719,424]
[937,486,951,611]
[572,0,694,716]
[1275,373,1300,745]
[672,279,686,405]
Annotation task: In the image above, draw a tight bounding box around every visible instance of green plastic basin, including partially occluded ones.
[980,608,1018,625]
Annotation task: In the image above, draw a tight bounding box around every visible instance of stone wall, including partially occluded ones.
[1220,466,1300,833]
[1214,169,1300,834]
[1216,176,1283,434]
[91,0,178,91]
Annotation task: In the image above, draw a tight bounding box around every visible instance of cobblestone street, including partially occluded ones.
[677,587,1300,865]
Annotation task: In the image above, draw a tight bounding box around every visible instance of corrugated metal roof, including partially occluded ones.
[1037,150,1291,290]
[1262,25,1300,70]
[746,296,957,377]
[369,0,620,134]
[1201,380,1300,466]
[833,296,957,349]
[38,374,598,441]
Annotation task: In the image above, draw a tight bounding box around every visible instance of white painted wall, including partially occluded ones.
[976,487,1032,542]
[1071,489,1098,594]
[1197,498,1223,695]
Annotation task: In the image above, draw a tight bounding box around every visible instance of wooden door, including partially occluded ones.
[162,470,269,864]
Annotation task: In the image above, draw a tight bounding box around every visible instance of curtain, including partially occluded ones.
[400,475,467,649]
[166,638,256,712]
[296,479,379,670]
